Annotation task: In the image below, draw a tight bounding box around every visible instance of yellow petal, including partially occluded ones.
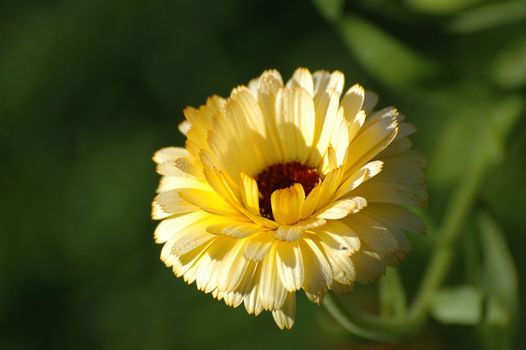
[272,292,296,330]
[244,264,263,316]
[348,110,367,143]
[194,237,237,293]
[257,70,285,162]
[271,183,305,225]
[312,167,345,213]
[345,107,398,169]
[152,190,199,219]
[287,67,314,96]
[329,108,350,166]
[336,160,383,199]
[153,147,189,164]
[312,70,344,98]
[310,89,341,165]
[314,220,361,255]
[319,240,356,284]
[258,244,287,310]
[316,196,367,220]
[275,241,304,291]
[301,182,322,219]
[216,239,251,291]
[273,217,326,241]
[171,239,215,278]
[154,211,209,244]
[240,172,260,215]
[200,151,242,207]
[243,232,274,261]
[275,87,315,164]
[179,188,244,218]
[340,83,365,122]
[206,221,266,238]
[156,176,210,194]
[344,214,399,256]
[299,237,333,304]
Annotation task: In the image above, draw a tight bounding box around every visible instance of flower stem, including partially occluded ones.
[409,152,488,318]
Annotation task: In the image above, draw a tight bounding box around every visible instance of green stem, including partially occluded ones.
[409,152,488,317]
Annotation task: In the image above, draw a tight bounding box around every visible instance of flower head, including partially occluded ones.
[152,68,427,329]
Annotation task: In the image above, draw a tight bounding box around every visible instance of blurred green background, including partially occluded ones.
[1,0,525,349]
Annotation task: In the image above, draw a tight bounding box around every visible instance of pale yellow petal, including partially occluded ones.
[275,241,304,291]
[244,264,263,315]
[152,190,199,219]
[347,110,367,143]
[154,211,209,244]
[345,107,398,170]
[344,214,399,256]
[341,83,365,122]
[310,89,341,165]
[275,87,315,164]
[316,196,367,220]
[171,239,215,278]
[258,244,287,310]
[299,237,333,304]
[243,232,274,261]
[272,292,296,330]
[216,239,251,291]
[314,220,361,255]
[329,108,350,166]
[312,70,344,98]
[206,221,266,238]
[257,70,285,162]
[156,176,210,193]
[319,240,356,284]
[194,237,237,293]
[287,67,314,96]
[153,147,189,164]
[178,120,191,135]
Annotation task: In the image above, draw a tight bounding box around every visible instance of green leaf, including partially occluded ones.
[312,0,344,22]
[430,285,484,325]
[379,268,408,319]
[338,15,438,88]
[405,0,485,14]
[428,93,524,187]
[477,212,519,350]
[491,35,526,89]
[446,1,526,33]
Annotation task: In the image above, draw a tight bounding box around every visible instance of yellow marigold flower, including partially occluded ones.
[152,68,427,329]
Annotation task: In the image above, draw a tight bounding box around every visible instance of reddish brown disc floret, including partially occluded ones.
[255,162,320,220]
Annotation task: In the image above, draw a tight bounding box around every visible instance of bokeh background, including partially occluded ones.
[1,0,525,349]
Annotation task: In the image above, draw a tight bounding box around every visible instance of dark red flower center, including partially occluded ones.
[255,162,320,220]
